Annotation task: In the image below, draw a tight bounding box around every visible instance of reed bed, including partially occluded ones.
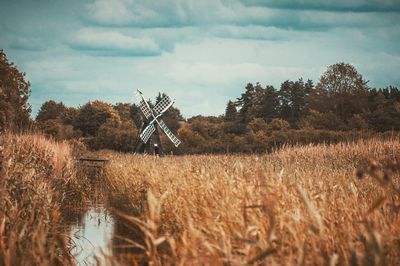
[105,139,400,265]
[0,133,88,266]
[1,134,399,265]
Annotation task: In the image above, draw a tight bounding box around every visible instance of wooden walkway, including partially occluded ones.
[78,157,109,164]
[78,158,109,179]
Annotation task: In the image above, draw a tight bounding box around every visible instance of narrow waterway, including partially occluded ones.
[69,204,115,265]
[65,166,146,265]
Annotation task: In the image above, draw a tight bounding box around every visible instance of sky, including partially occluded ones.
[0,0,399,118]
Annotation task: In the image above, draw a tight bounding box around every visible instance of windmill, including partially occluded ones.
[134,89,181,155]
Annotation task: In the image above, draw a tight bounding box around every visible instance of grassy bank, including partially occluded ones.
[0,134,88,265]
[105,139,400,264]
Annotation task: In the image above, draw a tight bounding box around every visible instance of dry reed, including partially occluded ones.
[0,133,88,266]
[105,139,400,265]
[1,133,399,265]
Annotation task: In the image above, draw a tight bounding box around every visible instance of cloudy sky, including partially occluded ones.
[1,0,399,118]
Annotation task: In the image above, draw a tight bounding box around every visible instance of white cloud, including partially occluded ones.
[86,0,160,26]
[164,62,320,88]
[69,28,161,56]
[85,0,400,30]
[85,0,266,27]
[211,25,312,41]
[244,0,400,11]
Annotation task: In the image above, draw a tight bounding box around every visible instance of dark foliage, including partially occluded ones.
[24,61,400,154]
[36,100,67,121]
[0,49,31,131]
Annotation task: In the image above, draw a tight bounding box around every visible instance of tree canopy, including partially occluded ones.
[74,101,120,136]
[0,49,31,131]
[36,100,67,121]
[20,59,400,154]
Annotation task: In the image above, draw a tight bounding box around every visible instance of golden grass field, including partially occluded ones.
[1,134,399,265]
[105,139,400,265]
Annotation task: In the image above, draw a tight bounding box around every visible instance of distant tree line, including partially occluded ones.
[178,63,400,153]
[1,50,399,154]
[34,93,183,152]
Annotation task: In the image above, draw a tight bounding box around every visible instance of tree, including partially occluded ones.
[245,130,269,153]
[367,89,387,113]
[223,100,240,134]
[37,119,61,137]
[36,102,81,139]
[267,118,290,131]
[95,120,137,151]
[366,102,400,131]
[221,134,248,153]
[60,107,79,125]
[258,85,279,122]
[74,101,120,136]
[113,103,132,122]
[278,79,312,126]
[300,110,346,130]
[312,63,369,121]
[236,83,256,123]
[348,114,368,130]
[363,87,400,131]
[247,117,268,132]
[36,100,67,121]
[224,100,237,122]
[376,86,400,101]
[235,82,272,133]
[0,49,31,131]
[130,104,143,129]
[177,126,207,154]
[188,116,224,140]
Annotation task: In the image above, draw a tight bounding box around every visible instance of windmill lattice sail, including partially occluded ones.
[136,91,153,119]
[153,95,172,115]
[157,119,181,147]
[135,89,181,151]
[140,123,156,144]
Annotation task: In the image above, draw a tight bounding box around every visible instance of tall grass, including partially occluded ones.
[105,139,400,264]
[1,134,398,264]
[0,133,88,265]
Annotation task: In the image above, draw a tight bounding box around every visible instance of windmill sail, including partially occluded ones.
[140,123,156,144]
[153,95,172,115]
[136,90,153,119]
[157,119,181,147]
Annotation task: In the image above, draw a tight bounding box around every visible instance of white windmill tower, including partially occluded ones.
[134,89,181,154]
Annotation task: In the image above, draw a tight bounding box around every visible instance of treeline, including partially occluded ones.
[179,63,400,153]
[1,49,400,154]
[33,96,182,152]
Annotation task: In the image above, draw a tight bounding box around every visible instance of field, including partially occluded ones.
[105,139,400,265]
[1,134,400,265]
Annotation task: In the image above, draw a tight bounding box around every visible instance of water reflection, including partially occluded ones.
[70,205,114,265]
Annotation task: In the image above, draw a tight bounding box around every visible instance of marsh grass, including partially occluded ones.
[0,133,90,265]
[105,139,400,265]
[1,133,399,265]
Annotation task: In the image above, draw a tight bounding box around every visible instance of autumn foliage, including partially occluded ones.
[1,50,400,154]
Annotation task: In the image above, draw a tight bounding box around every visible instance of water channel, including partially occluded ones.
[67,164,146,265]
[69,204,115,265]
